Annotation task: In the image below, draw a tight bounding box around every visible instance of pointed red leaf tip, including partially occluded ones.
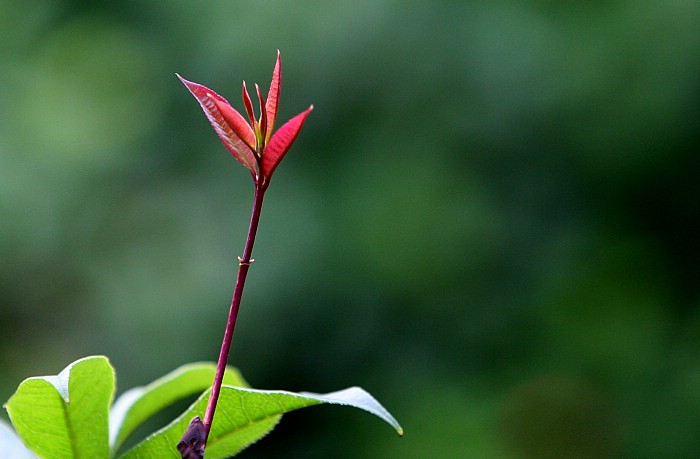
[177,74,257,174]
[264,50,281,143]
[242,81,256,130]
[262,105,314,179]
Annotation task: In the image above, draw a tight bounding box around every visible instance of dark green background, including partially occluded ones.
[2,1,699,457]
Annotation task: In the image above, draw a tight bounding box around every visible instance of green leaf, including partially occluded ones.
[109,362,246,454]
[299,387,404,436]
[121,385,402,458]
[0,418,38,459]
[4,356,115,459]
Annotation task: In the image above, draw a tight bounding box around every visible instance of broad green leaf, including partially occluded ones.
[298,387,404,436]
[0,418,38,459]
[110,362,246,453]
[121,385,402,458]
[4,356,114,459]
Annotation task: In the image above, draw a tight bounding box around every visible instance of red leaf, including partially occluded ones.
[178,75,257,173]
[261,105,313,178]
[242,81,256,131]
[265,51,281,143]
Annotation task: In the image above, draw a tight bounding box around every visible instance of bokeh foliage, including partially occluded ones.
[1,1,699,457]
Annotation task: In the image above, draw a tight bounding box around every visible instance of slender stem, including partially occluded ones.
[202,181,266,442]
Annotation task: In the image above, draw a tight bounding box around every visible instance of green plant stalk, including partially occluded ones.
[202,180,266,442]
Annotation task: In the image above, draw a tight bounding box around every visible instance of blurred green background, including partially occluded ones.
[2,1,699,457]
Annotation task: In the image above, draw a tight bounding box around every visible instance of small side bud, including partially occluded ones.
[177,416,206,459]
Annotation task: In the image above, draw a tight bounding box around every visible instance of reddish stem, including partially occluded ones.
[201,180,266,443]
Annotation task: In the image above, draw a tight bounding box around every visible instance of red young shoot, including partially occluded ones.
[177,51,312,455]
